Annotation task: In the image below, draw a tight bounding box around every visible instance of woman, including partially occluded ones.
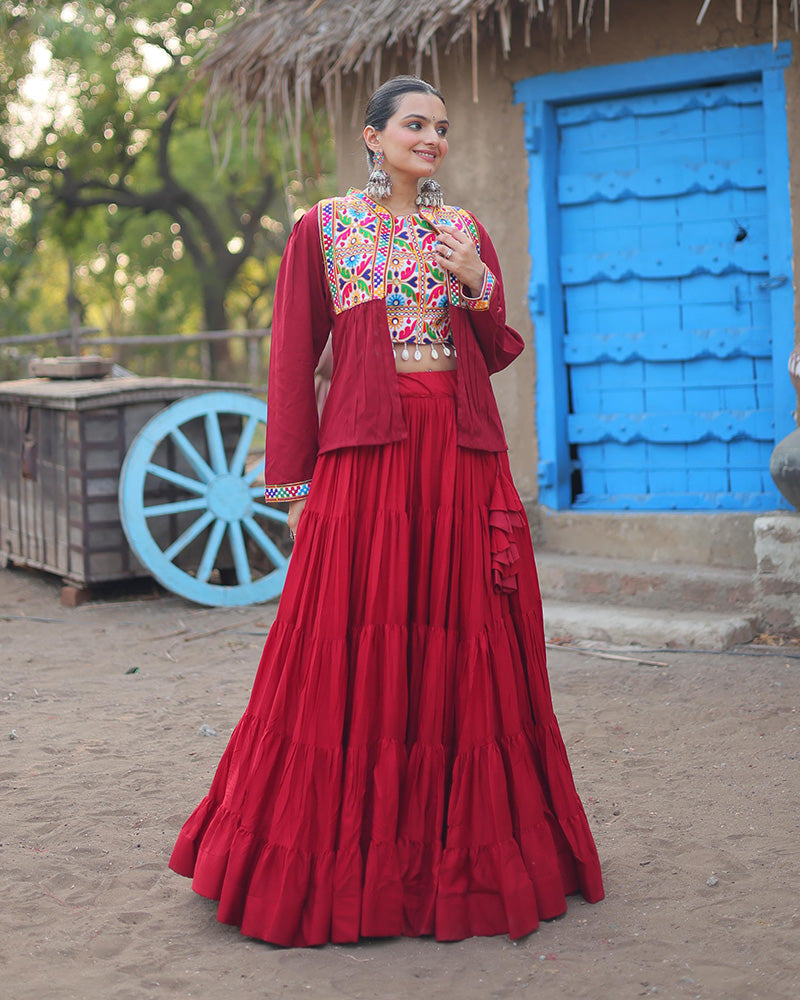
[169,75,604,947]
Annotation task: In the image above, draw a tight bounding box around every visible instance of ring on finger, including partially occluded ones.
[445,247,454,259]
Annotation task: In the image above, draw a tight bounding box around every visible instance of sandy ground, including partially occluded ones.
[2,564,799,1000]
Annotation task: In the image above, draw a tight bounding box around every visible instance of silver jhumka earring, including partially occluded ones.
[365,148,392,200]
[416,178,444,208]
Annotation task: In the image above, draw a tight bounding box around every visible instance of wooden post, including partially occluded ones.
[248,336,260,385]
[67,258,82,357]
[201,341,213,380]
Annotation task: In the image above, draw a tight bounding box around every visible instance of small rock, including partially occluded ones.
[706,876,719,887]
[198,724,217,737]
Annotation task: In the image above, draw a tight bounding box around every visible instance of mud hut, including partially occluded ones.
[203,0,800,577]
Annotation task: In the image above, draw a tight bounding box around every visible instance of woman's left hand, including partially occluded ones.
[434,224,486,297]
[287,498,306,541]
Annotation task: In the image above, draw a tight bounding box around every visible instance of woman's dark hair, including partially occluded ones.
[364,75,446,166]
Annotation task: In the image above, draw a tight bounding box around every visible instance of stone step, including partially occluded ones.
[535,551,756,614]
[532,510,757,570]
[542,600,758,651]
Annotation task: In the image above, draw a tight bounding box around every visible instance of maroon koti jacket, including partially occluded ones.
[264,197,525,497]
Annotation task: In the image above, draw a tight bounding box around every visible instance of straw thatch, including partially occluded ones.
[203,0,799,124]
[203,0,610,123]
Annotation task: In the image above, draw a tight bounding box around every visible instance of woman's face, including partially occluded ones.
[365,91,449,182]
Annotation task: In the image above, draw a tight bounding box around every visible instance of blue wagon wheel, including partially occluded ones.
[119,391,290,606]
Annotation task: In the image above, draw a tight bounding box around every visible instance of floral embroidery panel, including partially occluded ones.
[318,193,484,332]
[385,216,451,347]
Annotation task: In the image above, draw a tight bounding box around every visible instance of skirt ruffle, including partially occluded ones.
[170,371,603,946]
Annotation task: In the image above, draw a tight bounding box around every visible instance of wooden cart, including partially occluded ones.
[0,375,290,606]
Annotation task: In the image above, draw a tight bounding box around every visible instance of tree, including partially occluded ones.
[0,1,334,376]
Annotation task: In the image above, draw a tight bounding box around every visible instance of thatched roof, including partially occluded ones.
[203,0,607,122]
[203,0,798,124]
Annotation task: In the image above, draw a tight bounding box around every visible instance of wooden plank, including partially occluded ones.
[514,42,791,106]
[761,68,797,447]
[0,327,99,346]
[563,326,772,363]
[83,329,267,346]
[559,190,770,250]
[572,491,778,510]
[561,243,768,284]
[0,377,250,409]
[555,80,763,125]
[574,438,777,503]
[524,99,572,507]
[568,409,775,444]
[558,159,766,206]
[560,114,766,169]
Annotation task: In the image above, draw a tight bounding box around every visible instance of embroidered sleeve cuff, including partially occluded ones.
[460,266,496,311]
[264,480,311,502]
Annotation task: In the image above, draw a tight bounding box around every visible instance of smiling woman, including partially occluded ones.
[363,82,449,195]
[169,74,605,948]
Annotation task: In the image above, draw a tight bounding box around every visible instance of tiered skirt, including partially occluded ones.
[169,370,604,946]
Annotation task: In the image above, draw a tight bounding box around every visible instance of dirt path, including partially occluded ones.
[2,565,798,1000]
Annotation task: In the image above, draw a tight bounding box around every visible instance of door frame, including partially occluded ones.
[514,42,794,510]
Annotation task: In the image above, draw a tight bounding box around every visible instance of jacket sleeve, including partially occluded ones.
[461,217,525,375]
[264,207,332,500]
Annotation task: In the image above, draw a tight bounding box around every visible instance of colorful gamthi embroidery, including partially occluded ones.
[264,481,311,502]
[318,191,493,326]
[385,215,451,350]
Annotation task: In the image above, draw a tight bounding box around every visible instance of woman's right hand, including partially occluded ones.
[287,498,307,540]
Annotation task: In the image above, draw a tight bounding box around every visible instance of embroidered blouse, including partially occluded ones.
[263,191,523,502]
[382,208,495,362]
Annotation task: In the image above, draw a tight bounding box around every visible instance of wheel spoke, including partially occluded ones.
[251,500,291,525]
[204,411,227,474]
[196,518,226,583]
[242,515,286,566]
[146,462,206,495]
[144,497,208,518]
[227,520,252,585]
[121,392,289,607]
[163,510,214,563]
[230,415,261,477]
[244,461,265,485]
[169,426,215,482]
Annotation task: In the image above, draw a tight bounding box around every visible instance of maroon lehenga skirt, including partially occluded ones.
[169,370,604,946]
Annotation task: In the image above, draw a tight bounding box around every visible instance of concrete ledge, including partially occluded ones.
[542,600,758,650]
[535,552,755,613]
[754,514,800,635]
[533,510,758,570]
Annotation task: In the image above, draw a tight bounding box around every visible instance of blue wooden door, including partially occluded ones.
[558,79,785,509]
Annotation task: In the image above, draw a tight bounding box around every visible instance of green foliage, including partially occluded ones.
[0,0,335,379]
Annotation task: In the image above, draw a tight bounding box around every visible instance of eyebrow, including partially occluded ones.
[400,113,450,126]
